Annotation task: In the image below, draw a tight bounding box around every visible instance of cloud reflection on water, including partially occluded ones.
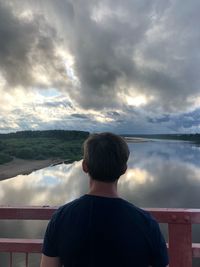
[1,141,200,209]
[0,161,88,205]
[1,140,200,265]
[122,141,200,208]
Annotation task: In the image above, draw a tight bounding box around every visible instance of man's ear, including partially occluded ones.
[82,159,89,173]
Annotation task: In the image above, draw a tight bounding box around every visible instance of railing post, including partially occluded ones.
[168,223,192,267]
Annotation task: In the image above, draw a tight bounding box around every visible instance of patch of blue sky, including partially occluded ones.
[37,88,60,98]
[42,175,60,186]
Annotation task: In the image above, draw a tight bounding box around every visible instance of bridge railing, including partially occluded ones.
[0,206,200,267]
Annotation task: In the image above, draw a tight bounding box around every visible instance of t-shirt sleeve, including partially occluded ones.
[149,219,169,267]
[42,211,59,257]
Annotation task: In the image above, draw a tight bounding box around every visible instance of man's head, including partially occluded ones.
[82,132,130,182]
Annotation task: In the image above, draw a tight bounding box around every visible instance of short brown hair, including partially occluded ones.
[83,132,130,182]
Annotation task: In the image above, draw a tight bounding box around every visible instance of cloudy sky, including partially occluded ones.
[0,0,200,134]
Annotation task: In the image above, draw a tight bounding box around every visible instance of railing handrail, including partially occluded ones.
[1,206,200,267]
[1,206,200,223]
[0,206,57,220]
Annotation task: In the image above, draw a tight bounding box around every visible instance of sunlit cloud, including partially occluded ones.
[125,95,151,107]
[0,0,200,133]
[0,161,88,205]
[55,47,78,81]
[120,168,154,188]
[17,9,34,21]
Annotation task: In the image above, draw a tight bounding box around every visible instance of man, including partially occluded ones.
[41,132,169,267]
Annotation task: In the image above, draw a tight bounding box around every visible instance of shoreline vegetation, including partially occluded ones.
[0,130,89,181]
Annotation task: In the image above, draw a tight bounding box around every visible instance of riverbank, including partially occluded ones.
[0,138,147,181]
[0,158,64,181]
[124,137,149,143]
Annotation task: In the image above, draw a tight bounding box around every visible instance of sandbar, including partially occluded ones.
[124,137,149,143]
[0,158,63,181]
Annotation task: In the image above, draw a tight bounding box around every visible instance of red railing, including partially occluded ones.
[0,206,200,267]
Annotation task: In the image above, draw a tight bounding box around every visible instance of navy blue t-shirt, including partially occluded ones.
[42,195,168,267]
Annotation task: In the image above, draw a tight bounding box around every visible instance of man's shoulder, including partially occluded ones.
[55,196,85,216]
[48,196,83,223]
[121,199,158,227]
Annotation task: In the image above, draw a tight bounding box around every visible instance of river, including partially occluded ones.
[0,139,200,266]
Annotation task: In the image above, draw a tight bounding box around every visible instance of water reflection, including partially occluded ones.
[0,162,89,266]
[123,141,200,208]
[1,140,200,209]
[0,162,88,206]
[1,140,200,266]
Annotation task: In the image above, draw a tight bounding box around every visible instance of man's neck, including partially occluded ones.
[88,178,119,198]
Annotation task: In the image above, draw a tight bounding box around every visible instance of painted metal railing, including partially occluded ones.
[0,206,200,267]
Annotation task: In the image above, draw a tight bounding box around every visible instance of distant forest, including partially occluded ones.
[0,130,89,165]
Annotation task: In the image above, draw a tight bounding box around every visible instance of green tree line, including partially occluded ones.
[0,130,89,165]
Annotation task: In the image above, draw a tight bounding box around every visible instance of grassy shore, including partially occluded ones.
[0,130,89,180]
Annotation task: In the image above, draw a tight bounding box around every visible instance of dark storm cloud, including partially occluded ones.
[32,0,154,109]
[1,0,200,133]
[2,0,200,109]
[0,1,67,89]
[106,111,121,117]
[41,0,200,112]
[147,115,170,124]
[71,113,89,119]
[173,109,200,129]
[37,100,73,109]
[142,0,200,110]
[144,108,200,133]
[68,0,152,109]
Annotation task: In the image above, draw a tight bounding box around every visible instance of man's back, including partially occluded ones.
[43,194,168,267]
